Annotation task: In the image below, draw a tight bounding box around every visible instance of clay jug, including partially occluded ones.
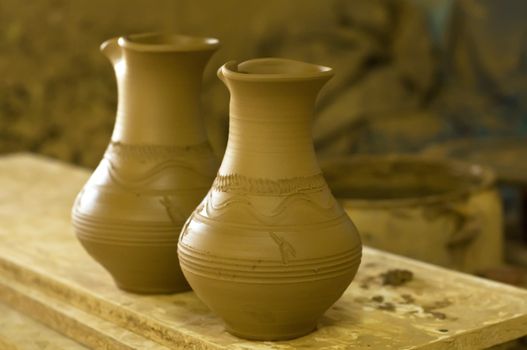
[72,33,219,294]
[178,58,362,340]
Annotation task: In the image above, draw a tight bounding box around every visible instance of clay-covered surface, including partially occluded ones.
[0,154,526,349]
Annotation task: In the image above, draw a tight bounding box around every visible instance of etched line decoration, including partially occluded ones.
[203,191,335,224]
[105,158,211,184]
[159,196,185,224]
[269,232,296,264]
[177,240,362,283]
[212,173,327,195]
[105,141,212,162]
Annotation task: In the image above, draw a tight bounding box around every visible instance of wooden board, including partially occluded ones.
[1,153,527,349]
[0,302,87,350]
[0,275,169,350]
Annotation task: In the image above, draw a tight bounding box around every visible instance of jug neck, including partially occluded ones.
[218,59,333,179]
[102,34,219,147]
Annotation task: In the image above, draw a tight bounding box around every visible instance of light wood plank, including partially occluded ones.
[0,275,169,350]
[0,302,87,350]
[0,153,526,349]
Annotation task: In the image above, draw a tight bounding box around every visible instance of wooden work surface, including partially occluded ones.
[0,153,526,350]
[0,303,87,350]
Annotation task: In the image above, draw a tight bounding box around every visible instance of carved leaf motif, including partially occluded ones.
[269,232,297,265]
[159,196,185,225]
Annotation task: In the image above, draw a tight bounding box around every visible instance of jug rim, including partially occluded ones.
[119,33,219,52]
[220,58,333,82]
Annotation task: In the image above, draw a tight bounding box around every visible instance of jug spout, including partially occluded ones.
[100,37,121,66]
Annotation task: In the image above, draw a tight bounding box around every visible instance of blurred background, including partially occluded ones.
[1,0,527,279]
[2,0,526,163]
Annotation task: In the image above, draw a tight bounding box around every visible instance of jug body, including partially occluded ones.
[178,58,362,339]
[72,33,219,294]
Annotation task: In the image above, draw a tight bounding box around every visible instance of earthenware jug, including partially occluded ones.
[178,58,362,340]
[72,33,219,294]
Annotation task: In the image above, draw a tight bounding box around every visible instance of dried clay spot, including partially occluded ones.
[381,269,414,286]
[377,302,396,312]
[359,275,376,290]
[269,232,296,265]
[423,299,452,311]
[401,294,416,304]
[422,298,452,320]
[371,295,384,303]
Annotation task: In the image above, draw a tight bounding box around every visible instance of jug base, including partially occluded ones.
[115,280,191,295]
[226,323,316,341]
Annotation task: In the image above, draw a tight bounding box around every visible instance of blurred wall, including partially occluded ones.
[0,1,176,166]
[1,0,526,168]
[1,0,339,166]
